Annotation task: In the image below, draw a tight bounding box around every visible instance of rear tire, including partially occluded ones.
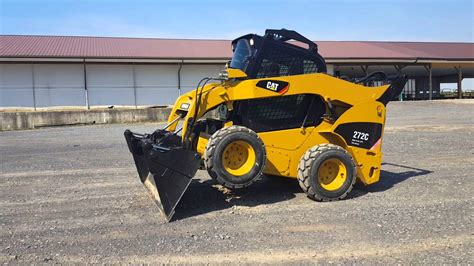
[297,144,357,201]
[204,126,266,189]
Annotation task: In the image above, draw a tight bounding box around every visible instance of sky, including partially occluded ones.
[1,0,473,89]
[1,0,473,42]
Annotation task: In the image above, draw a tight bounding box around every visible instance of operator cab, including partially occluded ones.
[229,29,327,79]
[225,30,328,134]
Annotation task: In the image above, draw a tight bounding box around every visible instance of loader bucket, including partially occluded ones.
[124,129,200,221]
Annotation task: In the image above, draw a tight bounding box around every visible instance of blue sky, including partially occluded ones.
[1,0,472,89]
[1,0,473,42]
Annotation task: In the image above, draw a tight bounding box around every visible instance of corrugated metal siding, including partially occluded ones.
[34,64,85,107]
[0,64,35,107]
[0,63,224,107]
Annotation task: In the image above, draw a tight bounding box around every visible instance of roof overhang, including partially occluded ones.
[0,57,229,63]
[1,57,473,67]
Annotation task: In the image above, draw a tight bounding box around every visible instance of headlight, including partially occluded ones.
[180,103,190,110]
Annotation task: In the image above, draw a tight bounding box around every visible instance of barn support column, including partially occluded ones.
[326,64,334,75]
[424,64,433,100]
[31,64,37,111]
[360,65,369,76]
[360,65,371,86]
[83,59,90,110]
[333,65,339,76]
[395,65,406,101]
[455,66,463,99]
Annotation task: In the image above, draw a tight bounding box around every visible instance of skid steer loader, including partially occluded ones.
[125,29,407,221]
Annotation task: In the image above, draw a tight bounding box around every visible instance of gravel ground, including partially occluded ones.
[0,100,473,264]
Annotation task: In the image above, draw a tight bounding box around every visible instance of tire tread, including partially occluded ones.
[204,125,266,189]
[297,144,357,201]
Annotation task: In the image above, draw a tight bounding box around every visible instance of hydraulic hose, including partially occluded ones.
[184,76,224,148]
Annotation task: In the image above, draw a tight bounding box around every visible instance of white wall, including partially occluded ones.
[34,64,85,107]
[180,64,224,93]
[86,65,134,106]
[0,64,34,107]
[84,64,223,106]
[2,62,471,108]
[134,65,179,106]
[0,62,412,108]
[0,62,225,108]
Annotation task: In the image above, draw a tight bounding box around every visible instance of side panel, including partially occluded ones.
[169,73,389,139]
[258,121,335,178]
[258,127,314,150]
[264,147,291,177]
[258,127,314,177]
[329,101,387,184]
[169,73,390,184]
[334,122,382,150]
[259,101,387,185]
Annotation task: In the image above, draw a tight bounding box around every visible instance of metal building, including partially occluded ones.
[1,35,473,109]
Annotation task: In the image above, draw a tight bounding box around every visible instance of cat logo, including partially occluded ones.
[266,81,280,91]
[256,80,289,94]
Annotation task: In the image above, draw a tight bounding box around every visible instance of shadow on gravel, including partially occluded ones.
[173,163,432,220]
[173,175,300,221]
[349,163,433,199]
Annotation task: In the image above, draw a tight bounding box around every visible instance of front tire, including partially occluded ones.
[297,144,357,201]
[204,126,266,189]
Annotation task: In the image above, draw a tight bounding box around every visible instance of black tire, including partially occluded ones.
[297,143,357,201]
[204,125,266,189]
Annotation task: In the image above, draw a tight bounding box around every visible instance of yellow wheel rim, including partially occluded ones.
[222,140,256,176]
[318,158,347,191]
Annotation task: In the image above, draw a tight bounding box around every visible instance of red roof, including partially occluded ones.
[1,35,473,61]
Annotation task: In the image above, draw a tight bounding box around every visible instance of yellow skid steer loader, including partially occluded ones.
[124,29,407,221]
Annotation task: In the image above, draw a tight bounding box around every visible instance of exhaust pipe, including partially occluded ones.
[377,75,408,105]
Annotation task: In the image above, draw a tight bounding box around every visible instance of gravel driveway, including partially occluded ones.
[1,100,473,264]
